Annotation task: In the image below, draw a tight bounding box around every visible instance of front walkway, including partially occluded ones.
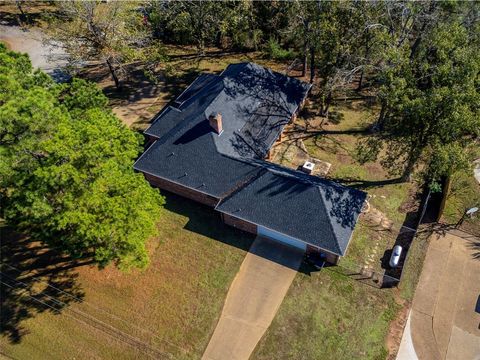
[409,231,480,360]
[202,236,304,360]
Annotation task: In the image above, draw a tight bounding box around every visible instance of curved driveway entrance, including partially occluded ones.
[410,231,480,360]
[202,236,304,360]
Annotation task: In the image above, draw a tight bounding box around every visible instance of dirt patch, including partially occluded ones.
[1,38,12,49]
[386,299,410,360]
[362,204,394,231]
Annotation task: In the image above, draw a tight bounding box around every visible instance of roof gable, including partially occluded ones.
[215,167,366,256]
[134,62,366,252]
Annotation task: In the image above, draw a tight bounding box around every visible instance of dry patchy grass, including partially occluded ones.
[1,193,254,360]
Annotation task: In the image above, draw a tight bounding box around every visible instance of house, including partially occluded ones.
[134,62,366,264]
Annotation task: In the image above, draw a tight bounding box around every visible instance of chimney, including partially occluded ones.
[209,112,223,135]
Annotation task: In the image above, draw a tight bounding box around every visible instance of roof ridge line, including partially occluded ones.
[177,74,223,110]
[317,186,343,255]
[215,168,267,209]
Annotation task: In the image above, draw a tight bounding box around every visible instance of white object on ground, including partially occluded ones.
[474,159,480,184]
[396,311,419,360]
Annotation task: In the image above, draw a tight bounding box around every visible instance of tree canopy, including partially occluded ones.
[10,0,480,191]
[356,3,480,186]
[0,43,164,270]
[45,1,165,90]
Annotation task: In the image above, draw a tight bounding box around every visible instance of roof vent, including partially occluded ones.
[301,161,315,174]
[209,112,223,135]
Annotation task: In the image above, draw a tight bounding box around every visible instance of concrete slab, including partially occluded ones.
[411,310,442,360]
[202,236,303,360]
[409,231,480,360]
[396,312,419,360]
[0,25,68,80]
[411,236,446,316]
[446,326,480,360]
[433,238,467,358]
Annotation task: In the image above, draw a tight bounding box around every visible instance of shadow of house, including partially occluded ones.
[162,191,254,253]
[163,191,331,276]
[0,227,88,343]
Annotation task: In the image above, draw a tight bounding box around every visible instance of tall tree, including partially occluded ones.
[357,21,480,184]
[148,0,228,55]
[0,44,164,269]
[45,1,152,90]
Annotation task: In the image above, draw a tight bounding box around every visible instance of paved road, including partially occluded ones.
[0,24,68,80]
[202,236,304,360]
[410,231,480,360]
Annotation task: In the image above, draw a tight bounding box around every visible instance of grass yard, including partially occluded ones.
[252,267,398,360]
[1,192,254,360]
[253,97,427,359]
[272,100,420,273]
[0,32,428,359]
[442,169,480,235]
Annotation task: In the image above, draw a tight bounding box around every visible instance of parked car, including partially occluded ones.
[389,245,403,268]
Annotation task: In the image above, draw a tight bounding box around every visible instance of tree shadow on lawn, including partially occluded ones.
[0,8,62,27]
[1,226,91,344]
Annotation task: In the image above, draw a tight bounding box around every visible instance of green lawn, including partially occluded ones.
[0,42,427,360]
[398,227,431,301]
[300,102,419,272]
[252,268,398,360]
[443,170,480,235]
[252,99,426,360]
[1,192,254,360]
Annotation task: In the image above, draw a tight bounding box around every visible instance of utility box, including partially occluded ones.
[301,161,315,174]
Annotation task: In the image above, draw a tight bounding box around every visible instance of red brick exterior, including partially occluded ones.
[143,173,219,207]
[221,213,257,235]
[306,245,339,265]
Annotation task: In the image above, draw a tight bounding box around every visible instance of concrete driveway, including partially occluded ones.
[410,230,480,360]
[202,236,304,360]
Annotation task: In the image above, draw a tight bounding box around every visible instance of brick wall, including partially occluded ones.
[306,245,340,265]
[143,173,219,207]
[221,213,257,235]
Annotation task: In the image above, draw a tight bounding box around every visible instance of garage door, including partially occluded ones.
[258,226,307,251]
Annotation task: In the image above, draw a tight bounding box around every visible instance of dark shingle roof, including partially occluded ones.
[135,62,311,198]
[215,165,367,256]
[142,62,311,157]
[134,62,366,253]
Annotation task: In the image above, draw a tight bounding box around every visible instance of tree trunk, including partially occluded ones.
[321,91,333,117]
[358,31,371,91]
[437,175,451,222]
[357,70,364,91]
[401,155,416,182]
[16,0,26,25]
[302,45,308,78]
[372,100,387,132]
[302,20,309,78]
[106,58,121,90]
[309,46,315,84]
[215,31,222,49]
